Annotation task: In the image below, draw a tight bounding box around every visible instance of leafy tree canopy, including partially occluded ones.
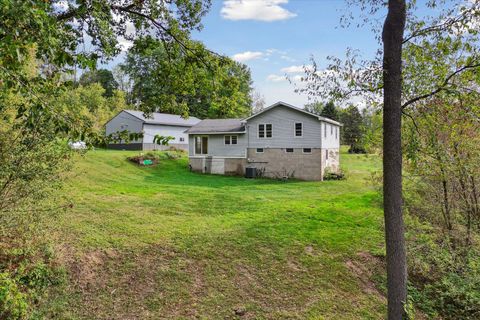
[122,36,253,118]
[79,69,119,97]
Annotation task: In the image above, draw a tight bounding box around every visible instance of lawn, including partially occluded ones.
[52,148,386,319]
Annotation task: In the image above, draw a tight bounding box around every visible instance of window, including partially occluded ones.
[179,137,185,142]
[285,148,294,153]
[326,149,329,160]
[258,124,272,138]
[266,124,272,138]
[324,123,327,137]
[335,127,338,139]
[303,148,312,153]
[331,124,333,135]
[295,122,303,137]
[195,136,208,155]
[256,148,264,153]
[224,135,238,145]
[258,124,265,138]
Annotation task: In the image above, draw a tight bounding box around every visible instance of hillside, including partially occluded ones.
[49,149,386,319]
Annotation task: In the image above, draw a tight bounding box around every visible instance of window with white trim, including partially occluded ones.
[331,124,333,135]
[285,148,294,153]
[179,137,185,142]
[295,122,303,137]
[303,148,312,153]
[256,148,264,153]
[224,135,238,145]
[335,127,338,139]
[258,124,272,138]
[324,123,327,137]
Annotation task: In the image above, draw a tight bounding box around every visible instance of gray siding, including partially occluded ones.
[105,111,144,143]
[246,105,323,148]
[143,124,189,146]
[188,134,247,157]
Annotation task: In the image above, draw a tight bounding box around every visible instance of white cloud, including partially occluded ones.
[280,55,295,62]
[267,74,286,82]
[221,0,297,22]
[232,51,264,62]
[281,65,313,73]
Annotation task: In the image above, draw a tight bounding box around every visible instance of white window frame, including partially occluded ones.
[331,124,333,135]
[258,123,272,139]
[294,122,303,137]
[179,137,185,142]
[324,123,327,138]
[285,148,294,153]
[256,148,264,153]
[224,135,238,145]
[303,148,312,154]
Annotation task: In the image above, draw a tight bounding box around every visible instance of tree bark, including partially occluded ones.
[382,0,407,319]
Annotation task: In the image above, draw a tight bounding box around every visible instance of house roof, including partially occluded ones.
[123,110,201,127]
[242,101,343,126]
[185,119,246,134]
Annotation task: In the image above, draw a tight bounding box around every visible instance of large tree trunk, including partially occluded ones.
[382,0,407,319]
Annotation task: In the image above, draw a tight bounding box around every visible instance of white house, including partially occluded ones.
[185,102,342,180]
[105,110,201,150]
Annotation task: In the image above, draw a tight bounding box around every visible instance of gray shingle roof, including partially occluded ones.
[185,119,245,134]
[124,110,201,127]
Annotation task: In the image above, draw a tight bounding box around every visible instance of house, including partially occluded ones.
[185,102,342,180]
[105,110,201,151]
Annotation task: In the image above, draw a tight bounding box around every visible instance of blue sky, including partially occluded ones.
[190,0,381,107]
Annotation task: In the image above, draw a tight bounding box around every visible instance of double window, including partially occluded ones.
[258,123,272,138]
[295,122,303,137]
[224,135,238,145]
[303,148,312,154]
[195,136,208,155]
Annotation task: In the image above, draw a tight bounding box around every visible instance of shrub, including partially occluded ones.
[0,273,28,320]
[323,168,346,180]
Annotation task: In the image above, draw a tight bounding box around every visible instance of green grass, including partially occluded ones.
[52,147,386,319]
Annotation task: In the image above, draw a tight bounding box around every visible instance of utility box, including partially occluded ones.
[245,167,256,178]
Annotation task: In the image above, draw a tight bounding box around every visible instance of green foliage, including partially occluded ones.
[304,101,324,115]
[123,36,253,118]
[153,135,175,146]
[339,105,364,152]
[323,168,346,180]
[79,69,119,97]
[0,273,27,320]
[320,101,339,121]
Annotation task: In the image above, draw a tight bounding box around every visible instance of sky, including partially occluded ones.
[189,0,381,107]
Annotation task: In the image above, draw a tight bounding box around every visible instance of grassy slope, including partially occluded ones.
[55,148,385,319]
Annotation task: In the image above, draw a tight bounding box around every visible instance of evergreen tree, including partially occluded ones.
[320,101,338,120]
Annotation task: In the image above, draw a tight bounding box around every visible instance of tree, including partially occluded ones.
[296,1,480,317]
[79,69,119,97]
[304,101,324,115]
[382,1,407,318]
[339,105,364,152]
[123,37,253,118]
[320,101,338,120]
[251,90,266,114]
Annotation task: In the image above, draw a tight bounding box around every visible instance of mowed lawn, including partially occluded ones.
[55,148,386,319]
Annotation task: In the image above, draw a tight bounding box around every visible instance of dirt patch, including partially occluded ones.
[345,252,386,301]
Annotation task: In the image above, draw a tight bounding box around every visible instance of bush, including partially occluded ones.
[348,144,367,154]
[0,273,28,320]
[323,168,346,180]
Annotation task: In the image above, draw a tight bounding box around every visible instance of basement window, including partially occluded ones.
[303,148,312,153]
[285,148,294,153]
[256,148,264,153]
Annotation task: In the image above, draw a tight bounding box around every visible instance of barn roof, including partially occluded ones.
[123,110,201,127]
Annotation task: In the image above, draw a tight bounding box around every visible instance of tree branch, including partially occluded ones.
[401,63,480,109]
